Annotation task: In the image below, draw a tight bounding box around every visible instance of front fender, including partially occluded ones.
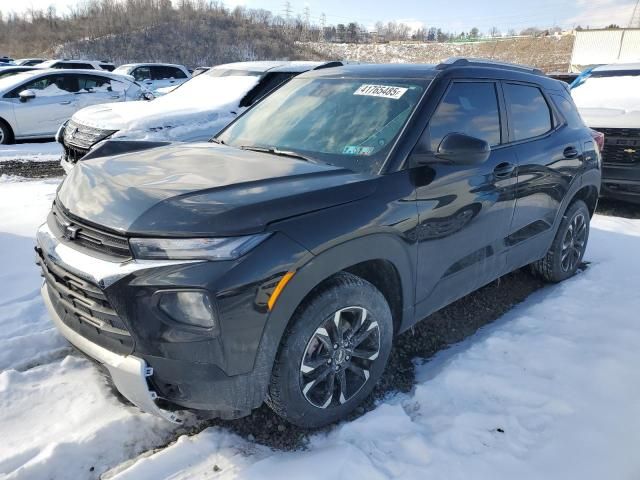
[248,232,416,403]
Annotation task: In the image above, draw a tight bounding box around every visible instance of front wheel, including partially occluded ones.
[530,199,590,282]
[267,272,393,428]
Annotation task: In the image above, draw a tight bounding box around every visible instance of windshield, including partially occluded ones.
[572,73,640,110]
[217,77,427,173]
[0,70,24,80]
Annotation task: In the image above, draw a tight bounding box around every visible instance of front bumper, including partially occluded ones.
[602,163,640,204]
[37,219,306,418]
[42,283,185,423]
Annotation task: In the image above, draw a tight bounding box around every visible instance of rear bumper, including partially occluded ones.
[42,282,185,423]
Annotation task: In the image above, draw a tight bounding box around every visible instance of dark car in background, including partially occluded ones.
[38,58,601,428]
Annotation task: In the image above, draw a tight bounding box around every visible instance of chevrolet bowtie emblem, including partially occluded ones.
[623,148,636,154]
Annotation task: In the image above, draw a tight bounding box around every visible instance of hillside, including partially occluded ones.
[304,36,575,72]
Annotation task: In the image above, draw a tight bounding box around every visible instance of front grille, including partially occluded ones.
[51,202,132,260]
[598,127,640,165]
[63,119,117,151]
[63,143,89,163]
[37,249,134,355]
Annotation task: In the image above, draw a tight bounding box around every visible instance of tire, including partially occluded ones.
[266,272,393,428]
[530,200,590,283]
[0,119,13,145]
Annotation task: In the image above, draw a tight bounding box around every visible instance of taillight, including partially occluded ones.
[590,128,605,152]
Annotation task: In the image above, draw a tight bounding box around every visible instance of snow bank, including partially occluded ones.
[109,216,640,480]
[0,179,178,480]
[1,175,640,480]
[0,143,62,163]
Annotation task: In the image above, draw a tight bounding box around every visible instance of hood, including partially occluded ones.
[572,75,640,129]
[57,143,376,236]
[577,107,640,129]
[71,75,260,141]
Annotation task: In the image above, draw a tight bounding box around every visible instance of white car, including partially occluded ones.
[572,63,640,203]
[0,69,150,144]
[38,59,116,71]
[59,61,341,169]
[113,63,190,92]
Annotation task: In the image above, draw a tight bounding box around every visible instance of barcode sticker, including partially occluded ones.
[354,84,408,100]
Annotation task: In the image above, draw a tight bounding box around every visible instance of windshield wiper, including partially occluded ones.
[239,145,318,163]
[209,138,225,145]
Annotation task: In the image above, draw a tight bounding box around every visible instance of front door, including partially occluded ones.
[412,80,519,320]
[10,74,78,137]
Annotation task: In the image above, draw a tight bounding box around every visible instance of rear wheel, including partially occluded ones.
[267,272,393,428]
[0,120,13,145]
[530,200,590,282]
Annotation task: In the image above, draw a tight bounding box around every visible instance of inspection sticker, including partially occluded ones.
[354,84,408,100]
[343,146,374,156]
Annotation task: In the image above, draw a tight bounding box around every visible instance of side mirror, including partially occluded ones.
[19,89,36,102]
[435,133,490,165]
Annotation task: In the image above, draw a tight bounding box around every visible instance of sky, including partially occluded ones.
[0,0,637,33]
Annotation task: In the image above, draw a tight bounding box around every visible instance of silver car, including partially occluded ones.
[0,69,150,144]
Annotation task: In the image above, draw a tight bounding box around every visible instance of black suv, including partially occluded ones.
[37,59,601,427]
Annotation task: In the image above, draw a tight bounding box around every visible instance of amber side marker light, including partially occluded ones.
[268,271,295,311]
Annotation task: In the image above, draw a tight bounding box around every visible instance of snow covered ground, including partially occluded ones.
[1,174,639,479]
[0,142,62,163]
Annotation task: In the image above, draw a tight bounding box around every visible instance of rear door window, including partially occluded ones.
[504,83,553,141]
[77,75,111,91]
[132,67,151,81]
[427,81,502,151]
[151,66,187,80]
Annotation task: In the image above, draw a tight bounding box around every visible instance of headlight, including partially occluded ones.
[129,234,270,261]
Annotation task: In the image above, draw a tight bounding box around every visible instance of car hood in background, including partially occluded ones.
[578,108,640,129]
[57,143,376,236]
[70,75,261,142]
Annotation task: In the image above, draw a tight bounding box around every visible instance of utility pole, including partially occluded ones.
[303,6,310,26]
[283,1,292,23]
[320,12,326,42]
[630,0,640,28]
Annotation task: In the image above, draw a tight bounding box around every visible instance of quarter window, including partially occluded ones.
[551,93,585,128]
[504,83,552,141]
[427,82,501,151]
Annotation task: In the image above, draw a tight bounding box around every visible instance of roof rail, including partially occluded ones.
[436,57,544,75]
[313,61,343,70]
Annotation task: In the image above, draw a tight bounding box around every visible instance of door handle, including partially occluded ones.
[110,95,120,99]
[59,101,72,105]
[563,146,579,159]
[493,162,516,178]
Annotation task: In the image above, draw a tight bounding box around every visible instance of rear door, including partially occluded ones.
[150,66,188,91]
[74,74,125,109]
[413,80,519,319]
[502,82,584,266]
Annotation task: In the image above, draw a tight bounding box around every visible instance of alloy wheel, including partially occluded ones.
[299,306,380,409]
[560,212,587,272]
